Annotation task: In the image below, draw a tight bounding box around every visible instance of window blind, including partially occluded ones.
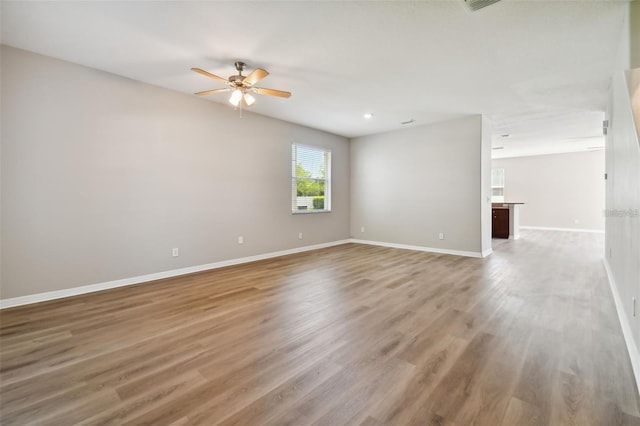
[291,143,331,213]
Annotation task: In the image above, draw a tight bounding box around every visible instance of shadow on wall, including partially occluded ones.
[627,68,640,146]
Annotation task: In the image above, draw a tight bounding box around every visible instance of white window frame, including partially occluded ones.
[291,143,331,214]
[491,167,505,202]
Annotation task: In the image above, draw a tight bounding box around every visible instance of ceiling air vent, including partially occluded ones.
[464,0,502,11]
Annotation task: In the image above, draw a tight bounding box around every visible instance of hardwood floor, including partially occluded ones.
[1,230,639,425]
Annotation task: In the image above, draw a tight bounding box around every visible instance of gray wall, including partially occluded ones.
[350,115,489,256]
[492,150,605,231]
[1,46,350,299]
[606,2,640,381]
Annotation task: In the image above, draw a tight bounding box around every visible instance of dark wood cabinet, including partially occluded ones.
[492,208,509,239]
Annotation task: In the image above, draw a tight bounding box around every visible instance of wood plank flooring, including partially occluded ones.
[1,230,639,425]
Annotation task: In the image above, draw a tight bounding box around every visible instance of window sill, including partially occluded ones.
[292,210,331,215]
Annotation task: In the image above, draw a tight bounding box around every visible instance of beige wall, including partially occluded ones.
[0,46,350,299]
[492,150,605,231]
[350,115,487,256]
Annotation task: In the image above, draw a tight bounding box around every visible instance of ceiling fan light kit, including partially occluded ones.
[228,88,255,107]
[192,61,291,109]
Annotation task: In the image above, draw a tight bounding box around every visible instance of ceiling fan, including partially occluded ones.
[191,61,291,107]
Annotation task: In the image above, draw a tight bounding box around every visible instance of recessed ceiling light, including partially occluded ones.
[364,113,373,119]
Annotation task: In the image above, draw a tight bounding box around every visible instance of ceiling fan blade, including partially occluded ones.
[243,68,269,86]
[191,68,228,83]
[252,87,292,98]
[194,88,231,96]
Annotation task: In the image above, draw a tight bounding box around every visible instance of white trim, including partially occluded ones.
[520,225,604,234]
[349,239,483,258]
[481,248,493,258]
[603,258,640,393]
[0,240,351,309]
[508,204,521,240]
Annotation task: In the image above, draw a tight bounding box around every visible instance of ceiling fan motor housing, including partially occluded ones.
[229,75,245,85]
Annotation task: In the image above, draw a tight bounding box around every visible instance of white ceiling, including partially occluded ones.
[0,0,626,157]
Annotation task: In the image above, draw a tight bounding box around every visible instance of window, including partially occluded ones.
[292,143,331,213]
[491,168,505,202]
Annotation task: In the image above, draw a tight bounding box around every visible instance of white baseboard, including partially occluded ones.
[603,258,640,394]
[520,225,604,234]
[481,248,493,258]
[0,238,489,309]
[0,239,351,309]
[349,239,483,258]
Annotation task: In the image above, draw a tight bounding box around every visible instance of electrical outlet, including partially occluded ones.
[298,232,303,240]
[439,232,444,240]
[361,226,365,233]
[172,248,179,257]
[238,236,244,244]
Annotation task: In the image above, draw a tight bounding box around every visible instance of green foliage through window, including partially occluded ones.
[313,196,324,210]
[292,144,331,212]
